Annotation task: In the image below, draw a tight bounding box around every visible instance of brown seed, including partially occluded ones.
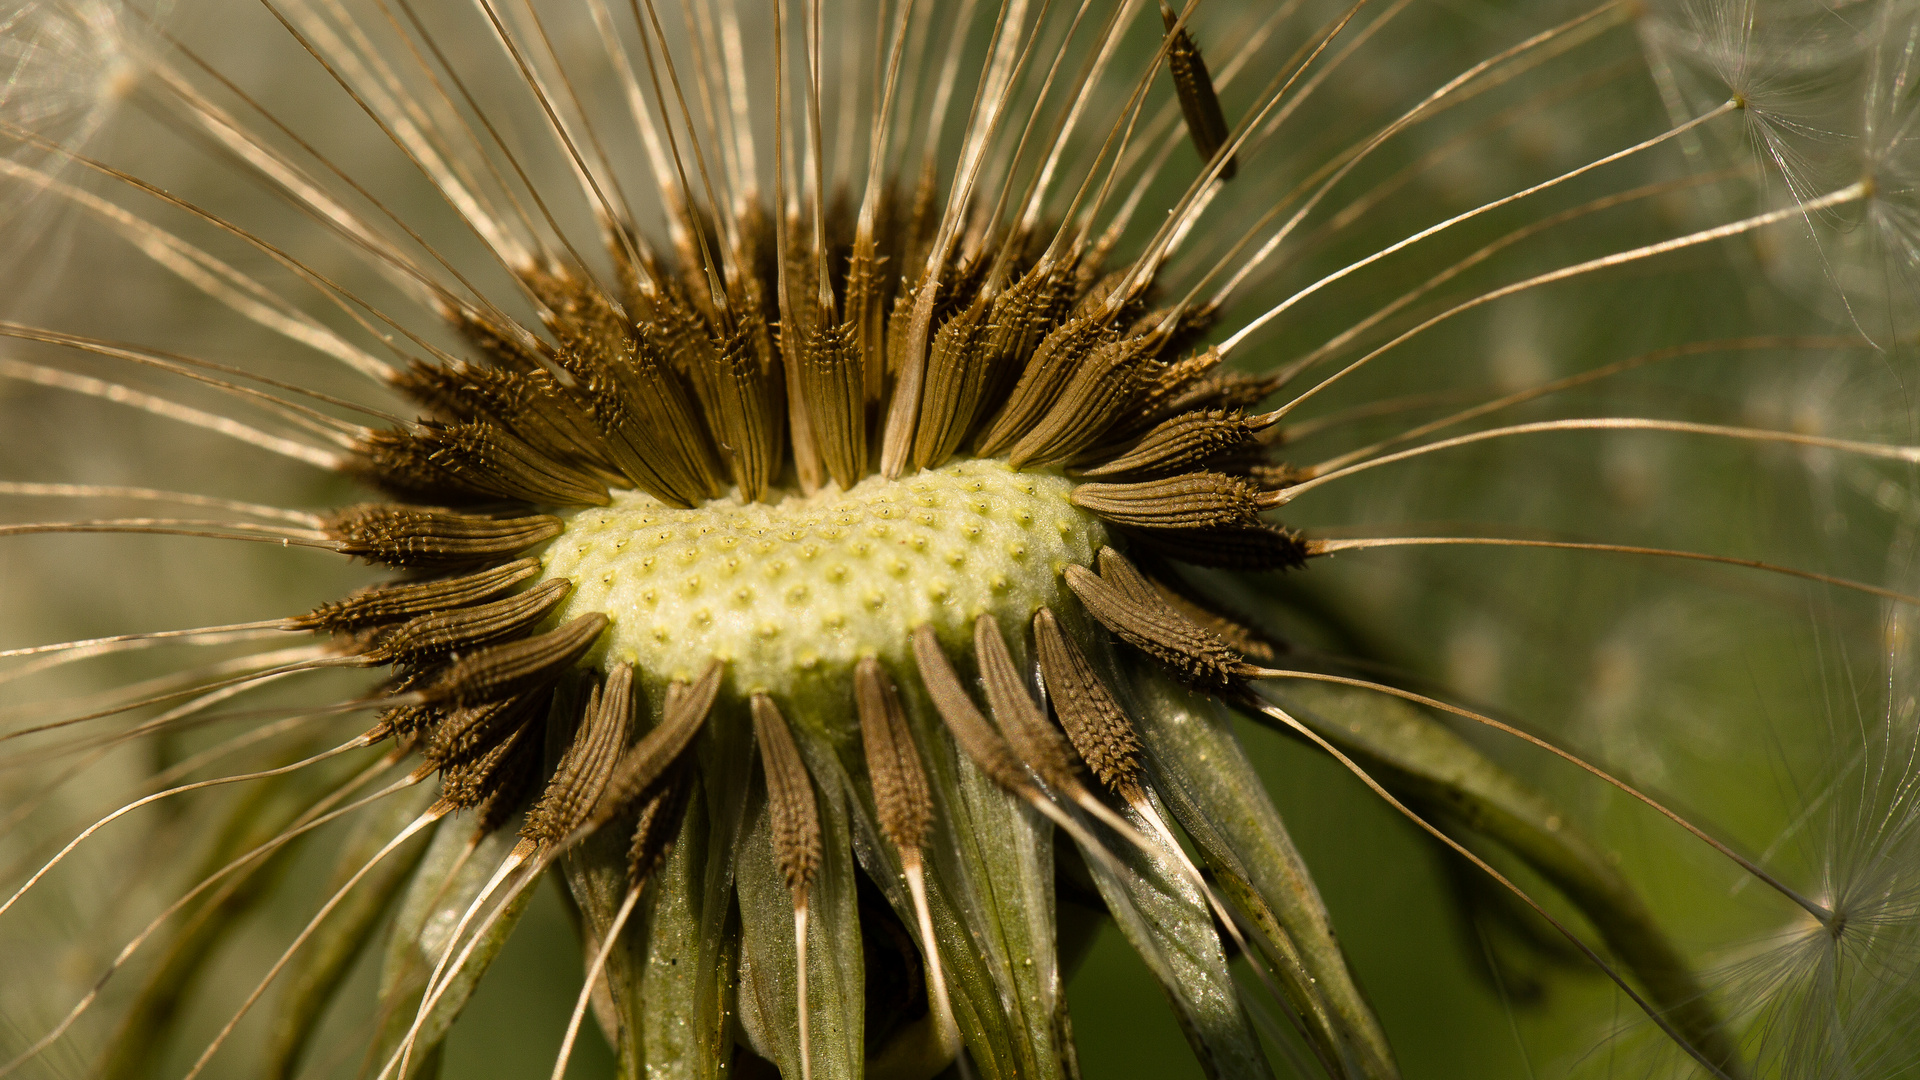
[416,420,612,506]
[976,257,1076,415]
[1069,472,1266,530]
[751,694,822,895]
[627,765,694,885]
[1032,609,1146,799]
[470,723,546,837]
[427,693,544,766]
[1131,567,1284,663]
[909,625,1032,794]
[910,295,993,470]
[1160,3,1237,181]
[1007,334,1166,469]
[855,658,933,856]
[420,612,609,705]
[1074,409,1270,479]
[365,578,572,664]
[524,663,640,845]
[396,361,618,481]
[972,614,1081,792]
[1147,368,1282,423]
[977,309,1118,457]
[293,559,541,632]
[594,660,724,822]
[1062,549,1255,687]
[601,332,729,504]
[1116,522,1307,571]
[802,320,868,490]
[326,506,562,568]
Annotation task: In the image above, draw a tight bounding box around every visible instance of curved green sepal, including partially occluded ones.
[1263,680,1742,1075]
[1123,667,1400,1080]
[265,781,440,1079]
[733,720,864,1080]
[1065,791,1275,1080]
[373,820,534,1079]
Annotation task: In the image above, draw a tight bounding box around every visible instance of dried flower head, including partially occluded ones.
[4,0,1920,1078]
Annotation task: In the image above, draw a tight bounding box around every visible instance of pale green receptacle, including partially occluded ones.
[539,457,1107,705]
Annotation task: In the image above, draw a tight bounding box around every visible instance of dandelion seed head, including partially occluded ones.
[0,0,133,145]
[6,0,1920,1076]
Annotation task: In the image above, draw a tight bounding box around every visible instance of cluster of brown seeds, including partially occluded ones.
[307,178,1308,814]
[172,5,1368,1065]
[267,151,1325,1059]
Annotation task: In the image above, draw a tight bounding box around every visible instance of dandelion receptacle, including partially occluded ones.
[4,0,1920,1078]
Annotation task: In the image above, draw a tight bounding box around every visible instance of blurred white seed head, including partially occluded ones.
[0,1,137,228]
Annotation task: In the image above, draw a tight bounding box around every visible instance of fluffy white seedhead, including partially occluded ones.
[1639,0,1920,342]
[1,1,136,205]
